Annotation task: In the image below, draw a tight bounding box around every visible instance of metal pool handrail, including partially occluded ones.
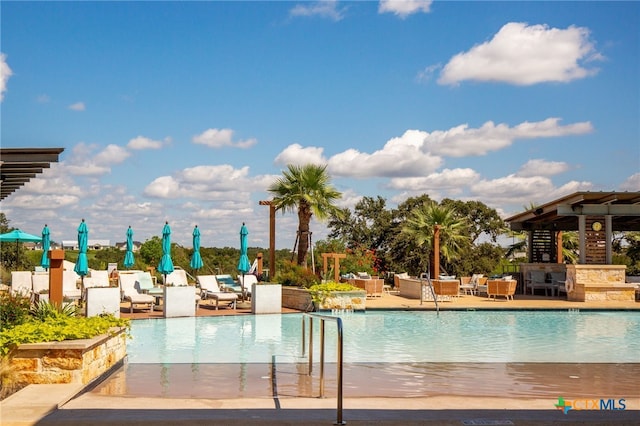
[301,313,345,425]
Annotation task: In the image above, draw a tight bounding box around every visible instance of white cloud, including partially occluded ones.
[387,168,480,191]
[379,0,432,18]
[620,173,640,191]
[517,159,570,177]
[62,143,130,176]
[143,165,267,202]
[438,22,602,86]
[274,144,327,166]
[290,0,346,21]
[470,174,592,206]
[192,128,257,149]
[328,130,442,178]
[424,118,593,157]
[37,94,50,103]
[68,102,86,111]
[127,136,165,150]
[0,53,12,101]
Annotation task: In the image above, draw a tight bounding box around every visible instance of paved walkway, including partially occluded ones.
[2,292,638,425]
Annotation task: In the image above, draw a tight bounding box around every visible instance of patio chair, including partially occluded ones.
[84,270,110,288]
[31,273,49,303]
[216,274,251,299]
[10,271,32,298]
[238,274,259,300]
[525,270,549,295]
[62,270,82,301]
[119,272,154,313]
[197,275,237,310]
[549,271,567,297]
[487,279,517,301]
[459,274,484,295]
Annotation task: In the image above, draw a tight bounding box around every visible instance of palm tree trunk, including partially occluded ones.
[297,204,311,266]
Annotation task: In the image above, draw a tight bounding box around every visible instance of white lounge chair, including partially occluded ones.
[237,274,258,299]
[197,275,237,310]
[31,273,49,302]
[10,271,32,297]
[217,274,251,298]
[62,270,82,301]
[136,271,163,297]
[84,270,110,288]
[119,272,155,313]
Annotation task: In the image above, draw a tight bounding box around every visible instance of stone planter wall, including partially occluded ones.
[282,287,314,311]
[9,327,127,386]
[281,287,367,311]
[317,290,366,311]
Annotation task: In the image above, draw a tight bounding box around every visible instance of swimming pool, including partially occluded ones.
[126,311,640,364]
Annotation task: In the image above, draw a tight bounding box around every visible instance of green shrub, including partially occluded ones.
[0,314,130,357]
[30,300,78,322]
[0,292,31,331]
[274,261,320,288]
[308,282,360,305]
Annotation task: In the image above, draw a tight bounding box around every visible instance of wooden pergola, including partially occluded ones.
[506,191,640,264]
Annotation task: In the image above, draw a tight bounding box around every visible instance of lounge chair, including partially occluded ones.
[119,272,155,313]
[31,273,49,302]
[10,271,32,297]
[62,270,82,301]
[197,275,237,310]
[135,271,163,297]
[84,270,110,288]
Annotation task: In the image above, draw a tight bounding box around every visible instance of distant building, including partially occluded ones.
[114,241,142,252]
[61,240,111,250]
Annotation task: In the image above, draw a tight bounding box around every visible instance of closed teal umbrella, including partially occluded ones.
[190,225,203,271]
[124,226,135,269]
[237,223,251,301]
[40,225,50,270]
[74,219,89,285]
[157,222,174,283]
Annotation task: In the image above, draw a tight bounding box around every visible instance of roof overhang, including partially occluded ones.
[506,191,640,232]
[0,148,65,201]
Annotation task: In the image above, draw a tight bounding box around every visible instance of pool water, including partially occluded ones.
[89,311,640,400]
[126,311,640,364]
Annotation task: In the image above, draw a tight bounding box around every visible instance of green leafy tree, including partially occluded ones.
[139,236,163,267]
[440,199,507,243]
[401,201,469,276]
[268,164,342,266]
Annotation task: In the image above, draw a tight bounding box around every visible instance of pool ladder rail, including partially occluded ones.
[419,274,439,313]
[301,313,346,425]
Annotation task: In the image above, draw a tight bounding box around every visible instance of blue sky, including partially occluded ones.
[1,1,638,252]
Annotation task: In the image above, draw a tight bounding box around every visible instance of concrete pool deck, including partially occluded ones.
[2,293,638,425]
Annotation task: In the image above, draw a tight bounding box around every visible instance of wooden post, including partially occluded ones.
[432,225,441,279]
[321,253,346,282]
[257,252,263,277]
[48,249,65,305]
[259,201,276,279]
[556,231,563,263]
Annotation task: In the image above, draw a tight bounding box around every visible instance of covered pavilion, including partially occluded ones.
[506,191,640,302]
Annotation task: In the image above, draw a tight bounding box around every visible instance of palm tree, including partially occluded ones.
[401,201,468,275]
[268,164,342,266]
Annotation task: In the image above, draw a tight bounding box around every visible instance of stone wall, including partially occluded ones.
[566,264,634,302]
[281,287,366,311]
[10,327,127,386]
